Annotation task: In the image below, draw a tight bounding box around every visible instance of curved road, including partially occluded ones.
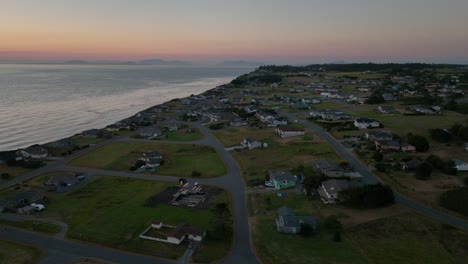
[0,122,259,264]
[281,111,468,231]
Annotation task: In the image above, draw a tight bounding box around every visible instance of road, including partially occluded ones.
[0,122,259,264]
[280,111,468,231]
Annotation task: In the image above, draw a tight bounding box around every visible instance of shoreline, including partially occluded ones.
[0,78,233,153]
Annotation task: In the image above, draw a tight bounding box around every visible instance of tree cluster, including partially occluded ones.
[340,184,395,209]
[208,202,233,241]
[440,187,468,216]
[406,133,429,152]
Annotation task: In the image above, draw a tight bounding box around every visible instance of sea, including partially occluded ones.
[0,64,253,151]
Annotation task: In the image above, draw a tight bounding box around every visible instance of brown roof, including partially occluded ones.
[168,224,205,240]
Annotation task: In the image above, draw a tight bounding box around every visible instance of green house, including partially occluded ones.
[268,170,297,189]
[291,102,310,110]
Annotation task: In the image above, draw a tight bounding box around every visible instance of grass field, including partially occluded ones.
[41,176,232,262]
[249,192,468,264]
[0,164,32,183]
[0,219,62,235]
[0,240,42,264]
[232,138,339,183]
[69,141,226,178]
[162,128,204,142]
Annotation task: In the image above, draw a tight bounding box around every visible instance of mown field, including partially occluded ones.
[68,141,226,178]
[0,240,42,264]
[249,192,468,264]
[40,176,232,262]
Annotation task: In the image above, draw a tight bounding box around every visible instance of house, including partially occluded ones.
[45,173,77,187]
[276,206,317,234]
[20,145,48,159]
[291,102,310,110]
[268,170,297,190]
[318,179,350,203]
[377,106,397,114]
[138,127,162,138]
[314,160,344,178]
[364,131,393,141]
[354,118,380,129]
[382,93,396,101]
[374,140,401,151]
[140,222,205,245]
[229,118,248,127]
[401,159,423,170]
[168,123,182,132]
[81,129,102,138]
[401,143,416,153]
[275,127,305,138]
[0,191,45,212]
[241,138,263,150]
[167,224,206,244]
[453,159,468,171]
[17,205,37,215]
[45,138,75,148]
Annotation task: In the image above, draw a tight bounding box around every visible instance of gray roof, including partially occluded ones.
[321,179,350,195]
[23,145,48,155]
[277,206,294,217]
[314,160,343,172]
[453,159,467,166]
[269,171,296,182]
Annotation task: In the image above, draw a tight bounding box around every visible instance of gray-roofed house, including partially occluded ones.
[276,206,317,234]
[364,131,393,141]
[268,170,297,189]
[138,127,162,138]
[20,145,48,159]
[314,160,344,178]
[318,179,350,204]
[354,118,380,129]
[453,159,468,171]
[0,191,45,212]
[241,138,263,150]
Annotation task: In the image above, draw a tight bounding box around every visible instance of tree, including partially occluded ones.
[264,197,272,210]
[429,128,452,143]
[333,231,342,242]
[457,126,468,141]
[0,173,10,180]
[407,133,429,152]
[365,91,385,104]
[300,223,314,237]
[373,151,383,162]
[415,162,432,180]
[208,203,233,240]
[464,177,468,186]
[191,170,202,177]
[340,184,394,209]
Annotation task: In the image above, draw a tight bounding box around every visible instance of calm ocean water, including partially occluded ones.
[0,64,252,151]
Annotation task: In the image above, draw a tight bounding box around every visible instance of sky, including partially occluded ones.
[1,0,468,64]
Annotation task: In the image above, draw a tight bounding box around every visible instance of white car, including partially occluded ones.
[30,203,45,211]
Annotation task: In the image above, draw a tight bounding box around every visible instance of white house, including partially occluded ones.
[453,159,468,171]
[241,138,263,150]
[354,118,380,129]
[318,179,350,204]
[275,127,305,138]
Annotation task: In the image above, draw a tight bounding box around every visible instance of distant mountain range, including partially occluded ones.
[219,60,265,66]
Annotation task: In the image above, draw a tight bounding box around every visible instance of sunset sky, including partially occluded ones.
[1,0,468,64]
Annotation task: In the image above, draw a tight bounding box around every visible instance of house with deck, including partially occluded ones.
[276,206,317,234]
[268,170,298,189]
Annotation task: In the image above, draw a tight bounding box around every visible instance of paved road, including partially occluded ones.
[0,122,259,264]
[280,111,468,231]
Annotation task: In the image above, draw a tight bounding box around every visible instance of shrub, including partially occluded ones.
[1,173,11,180]
[324,215,342,232]
[300,223,314,237]
[415,162,432,180]
[407,133,429,152]
[464,177,468,186]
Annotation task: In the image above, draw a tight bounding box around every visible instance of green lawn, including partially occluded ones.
[69,141,226,178]
[0,240,42,264]
[42,176,232,261]
[162,129,204,142]
[233,140,339,183]
[250,192,468,264]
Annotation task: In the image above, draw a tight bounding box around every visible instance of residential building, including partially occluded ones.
[354,118,380,129]
[275,127,305,138]
[453,159,468,171]
[314,160,344,178]
[20,145,48,159]
[276,206,317,234]
[268,170,297,190]
[364,131,393,141]
[318,179,350,203]
[241,138,263,150]
[374,140,401,151]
